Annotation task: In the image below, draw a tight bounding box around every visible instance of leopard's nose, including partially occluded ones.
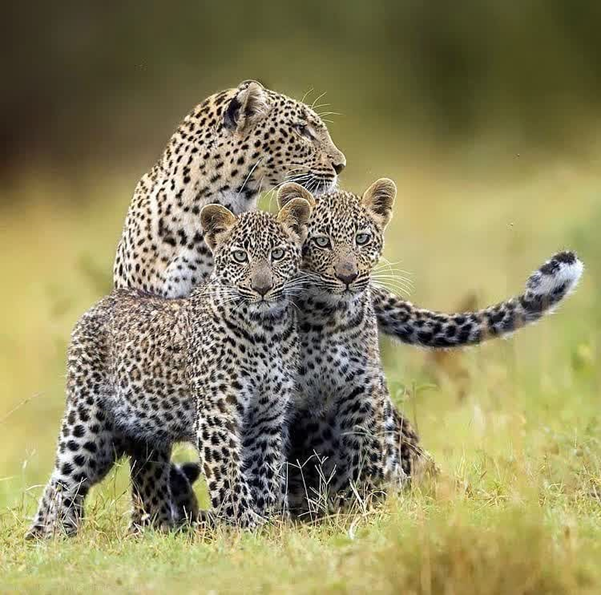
[335,256,357,286]
[333,160,346,175]
[335,270,358,286]
[253,281,273,297]
[252,271,274,296]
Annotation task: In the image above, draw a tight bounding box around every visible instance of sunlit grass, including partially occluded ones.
[0,161,599,593]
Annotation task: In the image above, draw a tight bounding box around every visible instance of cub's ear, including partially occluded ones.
[361,178,396,229]
[277,182,316,210]
[200,204,237,251]
[277,198,313,244]
[223,80,271,133]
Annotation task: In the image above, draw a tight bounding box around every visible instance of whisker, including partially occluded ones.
[371,273,414,286]
[301,87,315,104]
[310,91,327,110]
[236,157,264,201]
[371,279,412,298]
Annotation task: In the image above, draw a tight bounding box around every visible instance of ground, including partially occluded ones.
[0,160,599,594]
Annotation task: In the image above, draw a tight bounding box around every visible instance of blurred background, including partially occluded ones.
[1,1,599,512]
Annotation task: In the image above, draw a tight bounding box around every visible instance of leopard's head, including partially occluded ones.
[211,80,345,195]
[200,197,312,312]
[277,179,396,300]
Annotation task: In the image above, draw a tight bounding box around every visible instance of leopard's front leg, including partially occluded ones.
[195,382,261,529]
[331,378,388,504]
[242,374,291,518]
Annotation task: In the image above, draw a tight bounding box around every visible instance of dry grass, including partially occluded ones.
[0,160,599,593]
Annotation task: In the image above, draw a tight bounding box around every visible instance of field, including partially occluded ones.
[0,159,600,594]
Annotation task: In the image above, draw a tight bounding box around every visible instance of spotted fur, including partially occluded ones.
[27,200,311,538]
[280,181,428,516]
[373,251,583,348]
[113,80,345,299]
[111,80,344,521]
[282,181,582,516]
[145,189,584,520]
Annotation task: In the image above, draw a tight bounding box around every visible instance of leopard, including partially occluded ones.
[26,197,312,538]
[277,180,583,517]
[113,79,345,299]
[278,179,427,515]
[109,78,583,521]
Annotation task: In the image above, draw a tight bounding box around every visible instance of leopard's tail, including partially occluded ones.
[373,251,583,348]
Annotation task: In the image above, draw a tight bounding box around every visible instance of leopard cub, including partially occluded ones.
[27,197,312,538]
[283,180,424,516]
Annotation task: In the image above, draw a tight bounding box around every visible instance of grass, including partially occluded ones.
[0,160,600,593]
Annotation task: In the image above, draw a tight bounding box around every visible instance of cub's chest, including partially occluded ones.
[297,326,366,410]
[204,326,292,379]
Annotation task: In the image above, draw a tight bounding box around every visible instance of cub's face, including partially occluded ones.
[277,180,397,299]
[201,200,312,311]
[219,80,346,195]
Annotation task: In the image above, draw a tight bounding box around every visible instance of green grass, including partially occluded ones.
[0,163,600,593]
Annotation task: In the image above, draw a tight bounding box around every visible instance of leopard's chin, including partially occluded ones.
[247,297,288,315]
[312,177,338,195]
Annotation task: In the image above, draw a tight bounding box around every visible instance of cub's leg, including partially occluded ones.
[388,405,437,483]
[127,443,178,533]
[27,307,120,539]
[332,381,385,491]
[196,390,259,528]
[242,379,291,518]
[107,436,200,530]
[334,389,430,505]
[26,390,117,539]
[382,401,424,484]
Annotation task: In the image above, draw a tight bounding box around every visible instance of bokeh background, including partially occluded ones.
[1,1,599,515]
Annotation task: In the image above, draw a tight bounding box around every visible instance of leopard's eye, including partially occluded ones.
[271,247,285,261]
[356,232,372,246]
[314,236,332,249]
[294,123,313,140]
[232,249,248,263]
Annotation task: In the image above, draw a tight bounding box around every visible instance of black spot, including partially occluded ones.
[73,454,86,467]
[73,425,85,438]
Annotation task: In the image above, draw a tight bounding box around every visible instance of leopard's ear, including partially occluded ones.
[224,80,271,133]
[200,204,237,251]
[361,178,396,229]
[277,183,316,210]
[277,197,313,245]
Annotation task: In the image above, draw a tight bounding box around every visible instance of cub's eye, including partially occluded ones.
[313,236,331,249]
[271,247,285,261]
[356,232,372,246]
[232,249,248,263]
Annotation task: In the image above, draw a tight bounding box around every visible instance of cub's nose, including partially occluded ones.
[333,160,346,175]
[335,270,358,286]
[252,267,273,297]
[253,282,273,297]
[252,279,273,297]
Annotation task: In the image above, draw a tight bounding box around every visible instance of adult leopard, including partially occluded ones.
[113,79,345,298]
